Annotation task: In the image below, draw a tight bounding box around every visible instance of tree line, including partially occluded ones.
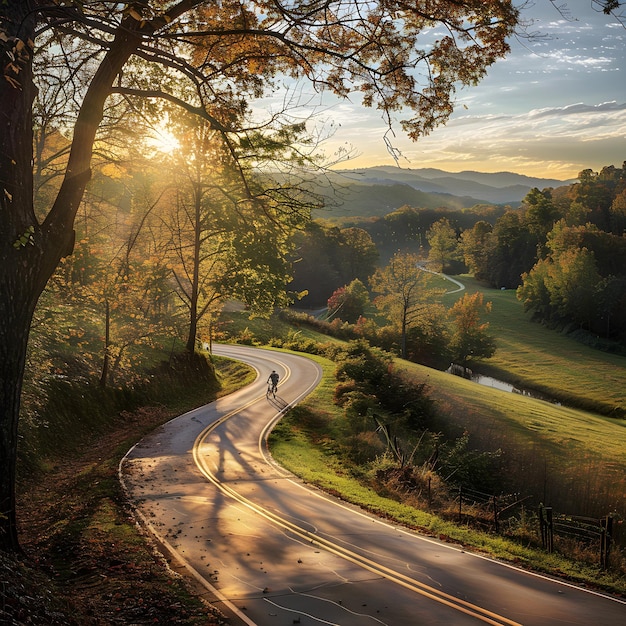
[291,162,626,349]
[464,163,626,346]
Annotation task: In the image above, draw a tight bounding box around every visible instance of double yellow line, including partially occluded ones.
[192,399,522,626]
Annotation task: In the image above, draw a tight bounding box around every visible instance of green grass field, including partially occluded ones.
[442,276,626,416]
[394,358,626,514]
[223,280,626,516]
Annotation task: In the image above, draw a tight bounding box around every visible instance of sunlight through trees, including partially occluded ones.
[0,0,519,550]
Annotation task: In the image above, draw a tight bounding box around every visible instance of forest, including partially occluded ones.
[290,162,626,349]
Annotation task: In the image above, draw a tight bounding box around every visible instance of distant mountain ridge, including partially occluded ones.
[325,166,574,210]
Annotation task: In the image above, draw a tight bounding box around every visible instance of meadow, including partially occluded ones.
[269,351,626,594]
[228,281,626,519]
[428,275,626,516]
[442,276,626,417]
[394,359,626,515]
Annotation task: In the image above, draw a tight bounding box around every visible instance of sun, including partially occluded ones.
[148,127,180,154]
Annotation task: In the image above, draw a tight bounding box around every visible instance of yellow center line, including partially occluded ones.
[192,405,523,626]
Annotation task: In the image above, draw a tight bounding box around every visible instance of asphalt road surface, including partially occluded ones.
[120,344,626,625]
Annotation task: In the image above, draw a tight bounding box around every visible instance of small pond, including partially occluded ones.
[446,364,560,404]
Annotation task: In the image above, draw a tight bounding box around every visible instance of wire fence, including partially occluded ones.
[539,505,614,569]
[451,488,614,569]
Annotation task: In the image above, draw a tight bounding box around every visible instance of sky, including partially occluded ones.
[294,1,626,181]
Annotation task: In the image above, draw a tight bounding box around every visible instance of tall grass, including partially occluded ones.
[394,359,626,519]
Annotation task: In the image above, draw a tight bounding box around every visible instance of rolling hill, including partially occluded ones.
[312,166,574,218]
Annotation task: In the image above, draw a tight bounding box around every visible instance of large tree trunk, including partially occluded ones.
[0,291,39,551]
[0,2,43,552]
[0,2,140,551]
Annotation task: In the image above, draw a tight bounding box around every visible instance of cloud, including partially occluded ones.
[253,3,625,178]
[540,49,615,70]
[328,96,626,178]
[528,101,626,118]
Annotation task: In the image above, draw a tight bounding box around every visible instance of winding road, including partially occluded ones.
[120,345,625,625]
[417,262,465,294]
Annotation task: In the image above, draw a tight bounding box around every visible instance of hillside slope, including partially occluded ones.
[312,166,573,218]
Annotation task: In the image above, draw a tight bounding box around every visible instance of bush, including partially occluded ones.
[435,434,505,493]
[345,431,386,464]
[276,331,322,354]
[234,327,259,345]
[382,374,435,431]
[342,391,382,434]
[334,340,392,390]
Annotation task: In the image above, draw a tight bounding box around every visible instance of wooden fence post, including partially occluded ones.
[546,507,553,553]
[600,515,613,570]
[539,505,553,553]
[492,495,499,534]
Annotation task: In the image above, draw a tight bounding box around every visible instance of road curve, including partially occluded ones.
[417,262,465,294]
[120,345,626,625]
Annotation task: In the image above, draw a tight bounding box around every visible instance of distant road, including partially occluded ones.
[418,262,466,293]
[440,273,465,293]
[121,345,626,626]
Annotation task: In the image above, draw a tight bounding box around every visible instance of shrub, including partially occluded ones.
[342,391,382,434]
[235,327,258,345]
[345,431,386,465]
[335,340,392,390]
[436,433,505,493]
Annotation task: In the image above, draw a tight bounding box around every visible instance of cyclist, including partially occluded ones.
[267,370,279,396]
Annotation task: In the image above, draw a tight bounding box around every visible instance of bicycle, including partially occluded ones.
[267,370,279,398]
